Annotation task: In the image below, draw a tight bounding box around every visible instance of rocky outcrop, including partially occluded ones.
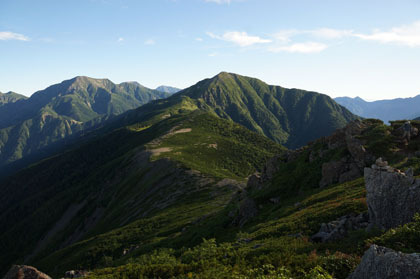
[229,189,258,228]
[319,120,374,187]
[348,245,420,279]
[247,120,376,191]
[246,154,291,190]
[3,265,51,279]
[364,159,420,230]
[319,158,362,187]
[311,212,369,243]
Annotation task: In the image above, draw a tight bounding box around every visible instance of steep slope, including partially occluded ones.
[335,95,420,123]
[0,91,27,105]
[0,110,284,277]
[156,85,181,94]
[0,77,170,168]
[180,72,358,148]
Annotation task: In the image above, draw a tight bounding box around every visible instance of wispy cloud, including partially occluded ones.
[354,21,420,47]
[268,42,328,53]
[195,37,203,42]
[117,37,124,42]
[204,21,420,55]
[207,31,271,47]
[144,39,155,45]
[0,31,29,41]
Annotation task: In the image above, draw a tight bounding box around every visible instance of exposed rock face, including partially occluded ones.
[3,265,51,279]
[348,245,420,279]
[311,212,369,243]
[231,196,258,227]
[364,161,420,230]
[320,158,362,187]
[246,154,288,190]
[319,120,374,187]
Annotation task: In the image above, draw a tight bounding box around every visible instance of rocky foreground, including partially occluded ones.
[348,245,420,279]
[2,265,51,279]
[365,159,420,230]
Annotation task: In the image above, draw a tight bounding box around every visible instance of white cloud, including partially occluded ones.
[207,31,271,47]
[144,39,155,45]
[117,37,124,42]
[309,28,353,39]
[354,21,420,47]
[208,52,218,57]
[0,31,29,41]
[195,37,203,42]
[268,42,327,53]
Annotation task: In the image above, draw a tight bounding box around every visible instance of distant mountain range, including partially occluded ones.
[155,85,181,94]
[0,72,357,173]
[0,77,170,168]
[335,95,420,123]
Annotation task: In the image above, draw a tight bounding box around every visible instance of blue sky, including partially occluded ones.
[1,0,420,100]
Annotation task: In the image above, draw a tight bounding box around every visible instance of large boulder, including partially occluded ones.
[348,245,420,279]
[3,265,51,279]
[319,158,362,187]
[364,162,420,230]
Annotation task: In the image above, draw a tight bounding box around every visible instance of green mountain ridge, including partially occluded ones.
[184,72,358,148]
[0,91,27,105]
[117,72,358,149]
[0,76,170,168]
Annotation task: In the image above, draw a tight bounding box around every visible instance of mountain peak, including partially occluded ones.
[67,76,112,88]
[212,71,236,81]
[155,85,181,94]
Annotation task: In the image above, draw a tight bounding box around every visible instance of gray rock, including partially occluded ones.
[364,166,420,230]
[319,159,347,187]
[64,270,88,278]
[311,212,368,242]
[231,197,258,227]
[348,245,420,279]
[3,265,51,279]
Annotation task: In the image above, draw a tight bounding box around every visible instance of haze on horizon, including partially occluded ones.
[1,0,420,101]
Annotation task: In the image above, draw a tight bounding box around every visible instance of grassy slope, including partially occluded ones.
[0,111,284,277]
